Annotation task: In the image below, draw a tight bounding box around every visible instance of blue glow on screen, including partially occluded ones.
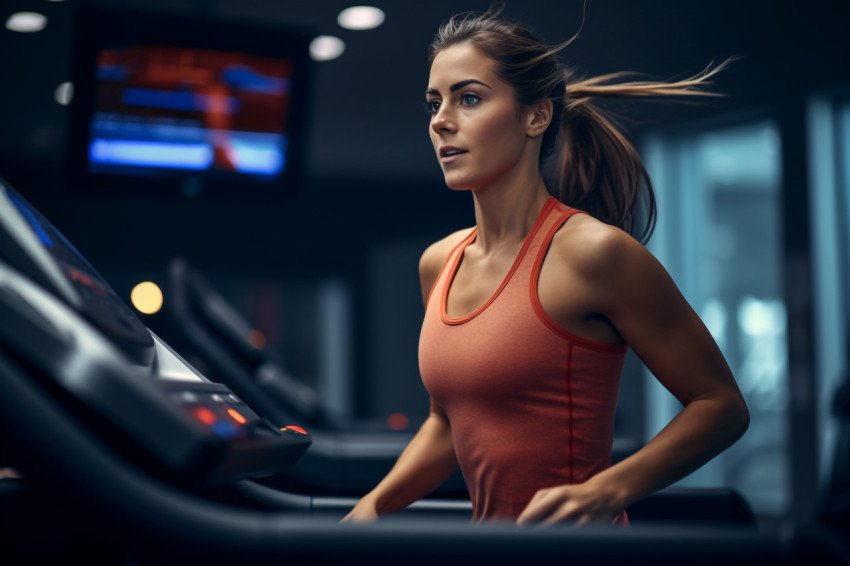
[231,138,285,175]
[122,88,241,114]
[8,193,53,249]
[96,64,128,82]
[89,139,213,170]
[221,65,291,95]
[88,135,285,175]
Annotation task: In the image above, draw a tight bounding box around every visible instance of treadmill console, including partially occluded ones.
[0,179,310,484]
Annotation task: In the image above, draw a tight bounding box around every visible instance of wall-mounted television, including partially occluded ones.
[66,5,313,198]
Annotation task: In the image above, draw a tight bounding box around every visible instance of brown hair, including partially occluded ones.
[428,7,728,243]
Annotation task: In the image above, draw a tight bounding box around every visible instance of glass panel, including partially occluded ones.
[643,121,789,517]
[808,94,850,487]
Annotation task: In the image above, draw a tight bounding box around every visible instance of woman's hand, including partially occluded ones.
[340,499,380,524]
[516,479,626,526]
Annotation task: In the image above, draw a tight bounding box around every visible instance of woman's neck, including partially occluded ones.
[471,176,551,253]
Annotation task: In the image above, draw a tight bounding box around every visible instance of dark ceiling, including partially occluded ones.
[2,0,850,189]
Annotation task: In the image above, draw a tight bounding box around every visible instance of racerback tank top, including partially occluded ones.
[419,196,628,522]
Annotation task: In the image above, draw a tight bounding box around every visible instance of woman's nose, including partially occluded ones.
[431,106,456,134]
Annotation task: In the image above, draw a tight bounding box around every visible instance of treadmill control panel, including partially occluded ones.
[0,178,311,484]
[164,380,273,440]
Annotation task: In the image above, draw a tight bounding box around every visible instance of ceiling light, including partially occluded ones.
[338,6,385,30]
[5,12,48,33]
[54,82,74,106]
[310,36,345,61]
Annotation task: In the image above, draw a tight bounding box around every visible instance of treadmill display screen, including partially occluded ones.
[0,183,154,363]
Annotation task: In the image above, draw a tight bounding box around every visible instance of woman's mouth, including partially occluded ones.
[440,147,468,163]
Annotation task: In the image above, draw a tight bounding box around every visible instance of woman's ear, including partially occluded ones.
[526,99,553,138]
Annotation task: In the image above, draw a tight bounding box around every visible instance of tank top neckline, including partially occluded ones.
[441,196,559,325]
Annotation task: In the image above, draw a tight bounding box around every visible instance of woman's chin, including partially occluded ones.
[442,175,475,192]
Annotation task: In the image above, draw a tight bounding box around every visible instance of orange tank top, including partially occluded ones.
[419,197,628,522]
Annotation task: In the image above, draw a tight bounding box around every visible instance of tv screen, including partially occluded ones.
[66,6,312,197]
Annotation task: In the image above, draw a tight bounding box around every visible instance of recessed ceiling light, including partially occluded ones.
[54,82,74,106]
[310,35,345,61]
[5,12,48,33]
[338,6,385,31]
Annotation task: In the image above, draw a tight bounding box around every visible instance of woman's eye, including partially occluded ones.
[423,100,440,115]
[460,93,480,106]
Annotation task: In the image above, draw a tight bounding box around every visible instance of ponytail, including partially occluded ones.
[553,103,654,243]
[550,64,729,243]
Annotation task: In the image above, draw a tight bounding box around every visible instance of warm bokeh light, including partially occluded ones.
[337,6,385,30]
[130,281,164,315]
[5,12,47,33]
[310,35,345,61]
[247,329,267,349]
[387,412,409,431]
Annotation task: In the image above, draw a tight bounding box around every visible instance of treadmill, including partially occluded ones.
[0,177,844,564]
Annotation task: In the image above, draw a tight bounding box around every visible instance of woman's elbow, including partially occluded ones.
[727,393,750,443]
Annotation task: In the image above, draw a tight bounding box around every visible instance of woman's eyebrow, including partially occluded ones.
[425,79,492,96]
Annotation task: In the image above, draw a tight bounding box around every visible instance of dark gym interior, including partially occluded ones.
[0,0,848,563]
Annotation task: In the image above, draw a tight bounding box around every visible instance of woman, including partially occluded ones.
[343,8,749,525]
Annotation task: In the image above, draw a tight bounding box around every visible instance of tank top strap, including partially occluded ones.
[517,197,584,273]
[426,227,476,310]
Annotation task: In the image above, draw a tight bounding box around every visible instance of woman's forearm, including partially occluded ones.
[592,393,749,509]
[356,413,459,516]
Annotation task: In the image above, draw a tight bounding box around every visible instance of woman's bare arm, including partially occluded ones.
[341,399,458,521]
[342,233,466,522]
[519,223,749,525]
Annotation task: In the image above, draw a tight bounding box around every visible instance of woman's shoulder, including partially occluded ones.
[551,212,650,279]
[418,228,474,295]
[419,228,474,273]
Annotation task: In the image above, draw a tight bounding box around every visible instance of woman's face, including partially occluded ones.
[426,43,534,192]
